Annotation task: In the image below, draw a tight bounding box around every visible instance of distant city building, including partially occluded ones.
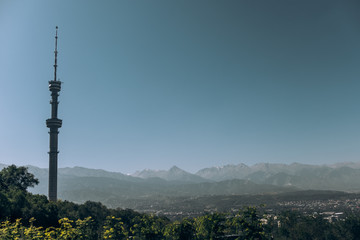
[46,26,62,201]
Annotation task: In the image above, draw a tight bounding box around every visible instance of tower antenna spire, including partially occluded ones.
[54,26,58,81]
[47,26,62,201]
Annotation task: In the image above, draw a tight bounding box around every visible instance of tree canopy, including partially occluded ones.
[0,165,39,191]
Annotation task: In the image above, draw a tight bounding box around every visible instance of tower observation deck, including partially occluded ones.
[46,26,62,201]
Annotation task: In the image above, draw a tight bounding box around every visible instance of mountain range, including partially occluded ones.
[1,162,360,209]
[131,162,360,191]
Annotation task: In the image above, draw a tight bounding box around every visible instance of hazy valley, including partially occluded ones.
[2,161,360,219]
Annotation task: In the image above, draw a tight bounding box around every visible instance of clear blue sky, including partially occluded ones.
[0,0,359,174]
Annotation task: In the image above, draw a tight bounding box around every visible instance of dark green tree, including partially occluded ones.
[227,206,267,240]
[102,216,128,240]
[164,218,195,240]
[131,214,169,240]
[194,213,226,240]
[23,194,58,227]
[0,165,38,192]
[0,165,39,222]
[332,214,360,240]
[0,191,10,220]
[275,211,331,240]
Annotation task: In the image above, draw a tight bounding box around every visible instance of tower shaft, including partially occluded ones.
[46,26,62,201]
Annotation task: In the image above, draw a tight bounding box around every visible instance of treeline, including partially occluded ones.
[1,165,360,239]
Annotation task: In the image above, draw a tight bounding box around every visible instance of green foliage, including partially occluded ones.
[0,191,10,219]
[24,194,59,227]
[0,165,39,192]
[194,212,226,240]
[0,219,26,240]
[0,165,42,223]
[331,214,360,240]
[2,211,360,239]
[272,210,339,240]
[227,206,267,240]
[164,218,195,240]
[102,216,127,239]
[130,214,169,240]
[0,217,95,240]
[2,165,360,239]
[76,216,97,239]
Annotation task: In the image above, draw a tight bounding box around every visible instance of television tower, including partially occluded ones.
[46,26,62,201]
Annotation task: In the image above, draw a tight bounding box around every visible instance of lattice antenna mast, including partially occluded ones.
[54,26,58,81]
